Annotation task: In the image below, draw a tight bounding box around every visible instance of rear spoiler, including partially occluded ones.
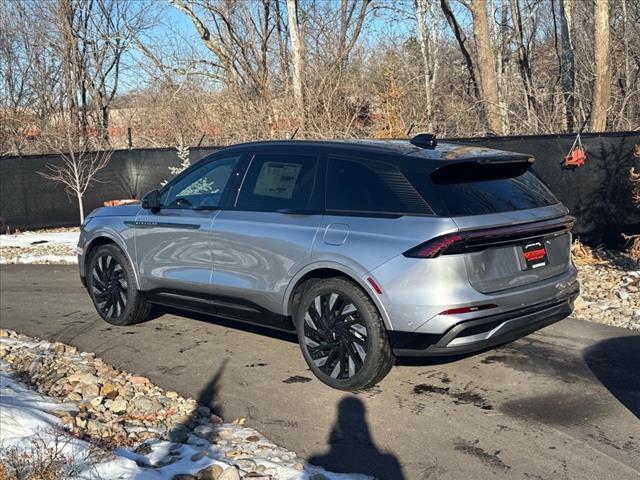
[430,156,535,184]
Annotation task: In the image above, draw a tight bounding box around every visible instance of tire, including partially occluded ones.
[86,244,151,326]
[295,277,395,391]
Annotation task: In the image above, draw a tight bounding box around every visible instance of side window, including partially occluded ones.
[162,156,239,209]
[235,154,318,211]
[326,157,433,215]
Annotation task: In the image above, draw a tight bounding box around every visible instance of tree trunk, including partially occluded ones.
[77,191,85,225]
[286,0,305,130]
[591,0,610,131]
[441,0,480,100]
[558,0,575,131]
[510,0,537,127]
[469,0,503,134]
[414,0,435,129]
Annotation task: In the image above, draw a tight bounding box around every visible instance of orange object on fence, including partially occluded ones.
[564,134,586,168]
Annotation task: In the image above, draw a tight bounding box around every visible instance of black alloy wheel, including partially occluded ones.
[303,292,369,380]
[91,254,128,319]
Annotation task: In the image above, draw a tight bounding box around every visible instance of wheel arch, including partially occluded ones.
[84,232,141,290]
[283,262,393,330]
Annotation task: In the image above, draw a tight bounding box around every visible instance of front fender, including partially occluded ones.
[81,225,141,290]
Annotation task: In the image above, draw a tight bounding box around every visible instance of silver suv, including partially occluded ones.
[79,136,579,390]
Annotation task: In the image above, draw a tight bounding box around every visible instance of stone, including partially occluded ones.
[197,406,211,417]
[218,467,240,480]
[234,458,257,472]
[166,391,179,399]
[79,383,100,398]
[309,475,329,480]
[168,425,190,443]
[90,396,104,409]
[197,464,223,480]
[191,451,207,462]
[193,424,217,441]
[171,475,196,480]
[69,372,100,385]
[100,383,118,399]
[130,375,150,385]
[245,435,260,442]
[110,398,128,414]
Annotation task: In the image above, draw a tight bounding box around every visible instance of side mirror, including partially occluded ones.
[142,189,161,211]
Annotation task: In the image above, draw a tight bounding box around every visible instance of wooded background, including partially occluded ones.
[1,0,639,156]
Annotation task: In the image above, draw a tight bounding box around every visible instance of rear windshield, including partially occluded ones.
[405,168,559,217]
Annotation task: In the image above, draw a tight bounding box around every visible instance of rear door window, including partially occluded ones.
[406,167,558,216]
[326,156,433,215]
[235,154,318,211]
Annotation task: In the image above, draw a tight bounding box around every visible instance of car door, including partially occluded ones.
[210,151,324,328]
[135,154,241,296]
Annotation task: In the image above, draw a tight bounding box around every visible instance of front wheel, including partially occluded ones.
[295,277,395,391]
[87,244,151,326]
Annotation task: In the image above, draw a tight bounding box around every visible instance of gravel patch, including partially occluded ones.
[0,329,368,480]
[574,250,640,331]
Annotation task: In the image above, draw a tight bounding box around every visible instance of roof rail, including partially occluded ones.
[410,133,438,149]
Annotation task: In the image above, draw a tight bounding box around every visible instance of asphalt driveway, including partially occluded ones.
[1,264,638,479]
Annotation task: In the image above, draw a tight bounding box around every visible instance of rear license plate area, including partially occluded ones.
[521,241,548,269]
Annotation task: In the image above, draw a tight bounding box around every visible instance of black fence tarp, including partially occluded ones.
[1,132,639,246]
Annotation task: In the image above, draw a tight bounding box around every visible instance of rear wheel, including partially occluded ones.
[87,244,151,326]
[295,277,395,391]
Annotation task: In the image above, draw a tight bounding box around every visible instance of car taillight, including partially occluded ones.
[403,233,464,258]
[403,216,575,259]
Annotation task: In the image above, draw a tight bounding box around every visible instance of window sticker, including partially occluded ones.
[253,162,302,199]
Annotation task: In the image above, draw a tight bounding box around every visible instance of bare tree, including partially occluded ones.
[413,0,440,130]
[469,0,503,134]
[591,0,610,131]
[557,0,576,131]
[39,129,112,224]
[286,0,305,130]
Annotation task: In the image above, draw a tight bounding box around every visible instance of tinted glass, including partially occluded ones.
[407,170,558,216]
[326,157,433,215]
[235,154,318,211]
[162,156,239,209]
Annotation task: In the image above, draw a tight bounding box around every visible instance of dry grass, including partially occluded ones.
[571,239,609,266]
[0,428,105,480]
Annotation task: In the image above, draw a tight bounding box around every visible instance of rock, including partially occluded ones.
[68,392,82,402]
[110,399,128,414]
[79,383,100,398]
[69,372,100,385]
[618,290,630,301]
[197,464,223,480]
[166,390,179,399]
[218,467,240,480]
[90,396,104,409]
[171,475,197,480]
[245,435,260,442]
[168,425,190,443]
[197,406,211,417]
[191,451,207,462]
[234,459,257,472]
[193,424,217,441]
[100,383,118,399]
[130,375,150,385]
[131,396,154,413]
[309,474,329,480]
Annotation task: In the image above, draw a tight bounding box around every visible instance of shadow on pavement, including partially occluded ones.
[152,305,298,344]
[583,334,640,419]
[309,397,405,480]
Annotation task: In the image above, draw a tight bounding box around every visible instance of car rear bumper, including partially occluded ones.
[389,280,579,356]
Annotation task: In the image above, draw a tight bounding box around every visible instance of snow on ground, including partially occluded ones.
[0,336,370,480]
[0,230,80,248]
[0,229,79,264]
